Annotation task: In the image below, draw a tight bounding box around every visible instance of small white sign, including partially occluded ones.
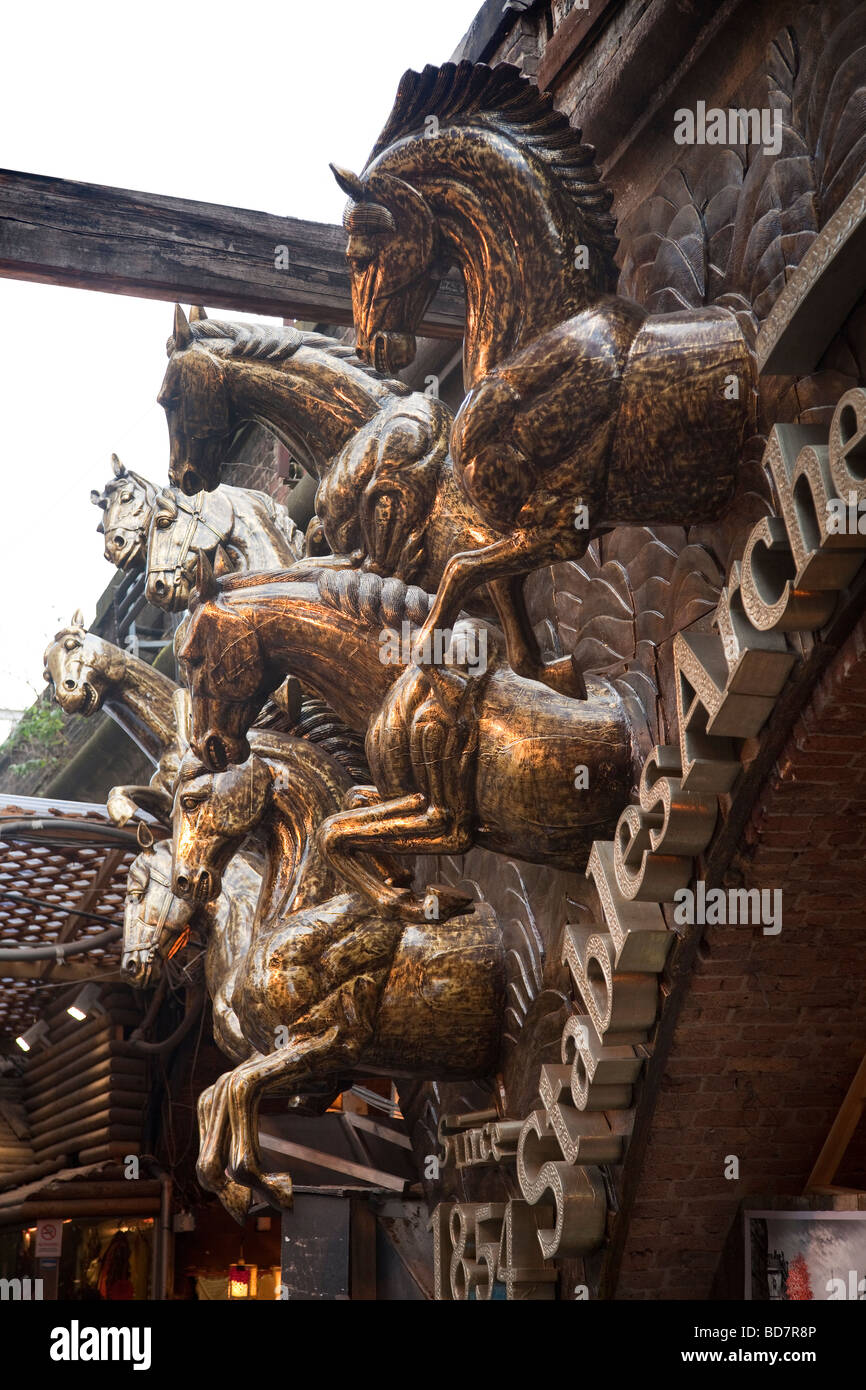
[35,1220,62,1258]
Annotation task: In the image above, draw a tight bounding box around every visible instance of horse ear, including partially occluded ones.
[71,608,85,628]
[173,303,193,351]
[90,489,107,510]
[330,163,366,199]
[96,521,105,535]
[111,452,126,479]
[189,305,208,322]
[195,550,219,604]
[212,543,234,578]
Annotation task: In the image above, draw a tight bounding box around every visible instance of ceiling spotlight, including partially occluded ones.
[66,983,105,1022]
[15,1020,49,1053]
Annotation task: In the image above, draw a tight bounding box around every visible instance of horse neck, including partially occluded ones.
[101,649,178,764]
[222,347,396,480]
[382,133,585,385]
[217,487,301,570]
[255,754,342,930]
[235,584,400,731]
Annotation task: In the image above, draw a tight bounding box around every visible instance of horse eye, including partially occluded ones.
[156,515,172,529]
[121,492,132,503]
[180,796,201,812]
[64,638,78,651]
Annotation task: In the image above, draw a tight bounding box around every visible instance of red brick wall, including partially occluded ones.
[614,613,866,1298]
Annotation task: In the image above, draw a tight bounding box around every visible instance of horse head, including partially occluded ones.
[159,305,236,496]
[145,487,235,610]
[43,616,125,716]
[172,747,271,906]
[122,842,193,988]
[331,163,441,375]
[91,454,158,571]
[177,554,268,771]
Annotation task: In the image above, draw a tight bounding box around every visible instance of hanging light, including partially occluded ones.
[228,1262,257,1299]
[66,983,105,1021]
[15,1019,48,1052]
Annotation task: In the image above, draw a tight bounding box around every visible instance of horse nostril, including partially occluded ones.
[154,580,166,597]
[205,735,228,772]
[175,874,190,896]
[63,679,75,691]
[124,958,139,977]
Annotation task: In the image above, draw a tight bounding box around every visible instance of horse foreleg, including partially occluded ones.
[413,530,586,694]
[318,796,474,921]
[196,1075,254,1224]
[487,574,586,699]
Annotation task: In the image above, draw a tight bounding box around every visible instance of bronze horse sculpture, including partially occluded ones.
[145,480,304,611]
[332,62,754,691]
[160,305,587,694]
[91,454,158,573]
[121,837,268,1224]
[44,618,177,769]
[177,558,636,921]
[164,729,502,1217]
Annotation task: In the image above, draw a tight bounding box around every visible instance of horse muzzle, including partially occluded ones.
[357,330,417,376]
[122,947,158,988]
[197,729,251,773]
[173,864,219,906]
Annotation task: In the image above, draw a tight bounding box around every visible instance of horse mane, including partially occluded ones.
[255,696,370,782]
[367,61,618,288]
[315,566,432,629]
[168,318,409,394]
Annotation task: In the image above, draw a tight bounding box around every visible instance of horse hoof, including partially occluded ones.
[257,1172,294,1211]
[220,1179,254,1225]
[418,884,476,924]
[536,654,587,701]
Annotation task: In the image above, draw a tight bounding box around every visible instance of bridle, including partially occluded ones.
[150,493,232,590]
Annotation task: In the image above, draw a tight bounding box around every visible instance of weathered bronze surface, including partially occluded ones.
[161,307,584,690]
[164,728,502,1216]
[333,62,755,690]
[178,559,635,918]
[44,616,177,764]
[145,480,303,610]
[91,453,157,571]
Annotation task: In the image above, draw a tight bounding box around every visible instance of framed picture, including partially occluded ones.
[745,1210,866,1301]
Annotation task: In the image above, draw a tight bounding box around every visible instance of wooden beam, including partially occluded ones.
[260,1130,406,1191]
[0,961,120,981]
[0,169,465,338]
[806,1052,866,1192]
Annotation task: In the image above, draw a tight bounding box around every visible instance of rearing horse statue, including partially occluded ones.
[332,62,755,688]
[177,558,636,920]
[166,730,502,1216]
[160,306,585,693]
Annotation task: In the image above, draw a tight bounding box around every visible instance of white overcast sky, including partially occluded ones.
[0,0,479,730]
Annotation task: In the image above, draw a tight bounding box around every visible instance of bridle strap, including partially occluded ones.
[150,493,232,585]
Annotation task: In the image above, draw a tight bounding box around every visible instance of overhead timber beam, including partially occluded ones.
[0,169,465,338]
